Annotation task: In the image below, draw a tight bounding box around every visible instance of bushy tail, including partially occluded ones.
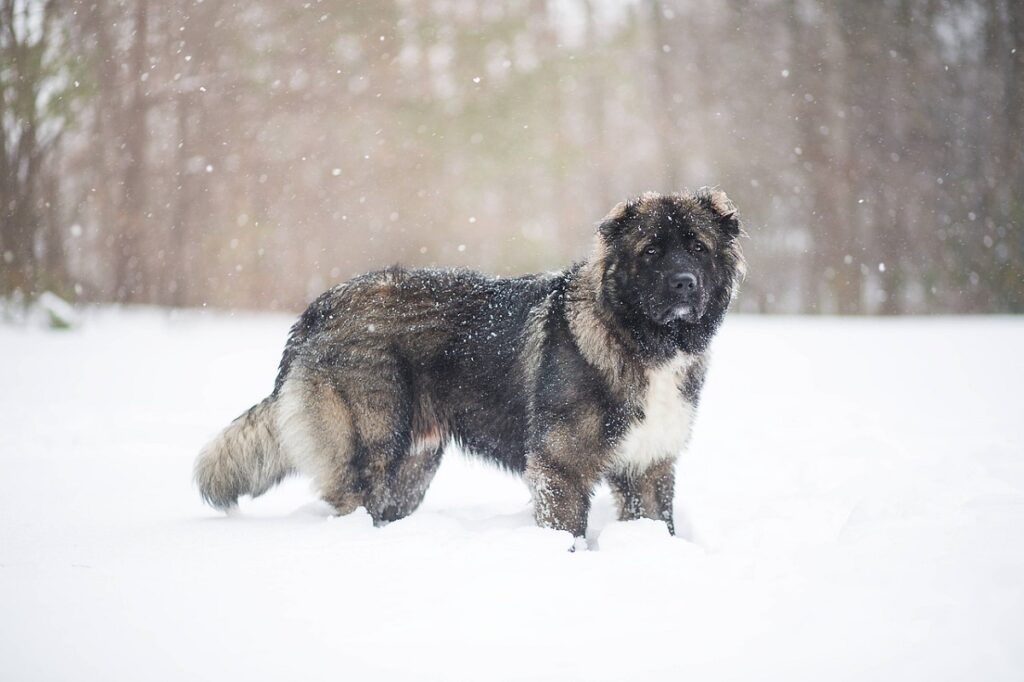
[194,397,293,510]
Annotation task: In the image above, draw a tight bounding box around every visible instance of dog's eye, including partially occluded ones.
[644,246,659,256]
[692,242,704,253]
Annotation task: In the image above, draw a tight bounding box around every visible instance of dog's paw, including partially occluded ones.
[568,536,590,553]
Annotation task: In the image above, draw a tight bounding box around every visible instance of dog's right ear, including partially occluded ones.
[699,188,744,239]
[597,200,632,240]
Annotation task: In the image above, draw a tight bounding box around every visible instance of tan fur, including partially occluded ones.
[194,397,292,510]
[707,188,737,219]
[565,237,642,396]
[276,372,361,512]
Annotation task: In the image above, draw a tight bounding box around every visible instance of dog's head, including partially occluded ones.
[595,189,746,329]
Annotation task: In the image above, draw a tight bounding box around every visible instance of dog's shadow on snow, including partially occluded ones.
[195,475,697,551]
[202,495,696,556]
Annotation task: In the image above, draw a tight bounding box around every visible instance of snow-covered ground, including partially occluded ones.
[1,309,1022,681]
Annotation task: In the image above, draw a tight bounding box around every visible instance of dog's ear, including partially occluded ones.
[596,200,633,240]
[699,188,743,239]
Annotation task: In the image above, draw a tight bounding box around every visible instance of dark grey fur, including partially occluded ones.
[195,189,746,542]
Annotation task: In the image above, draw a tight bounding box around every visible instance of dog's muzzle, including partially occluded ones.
[658,271,704,323]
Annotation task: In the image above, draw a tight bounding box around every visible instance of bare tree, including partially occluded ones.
[648,0,681,191]
[3,0,1020,313]
[1,0,75,297]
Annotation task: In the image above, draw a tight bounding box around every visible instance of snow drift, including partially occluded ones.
[1,310,1022,681]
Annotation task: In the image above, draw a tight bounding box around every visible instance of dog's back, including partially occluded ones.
[196,266,559,518]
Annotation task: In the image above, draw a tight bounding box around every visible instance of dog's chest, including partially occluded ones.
[610,354,695,474]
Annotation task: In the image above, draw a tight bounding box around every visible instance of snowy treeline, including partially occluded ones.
[2,0,1022,313]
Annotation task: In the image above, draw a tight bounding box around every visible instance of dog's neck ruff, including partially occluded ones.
[565,260,643,392]
[610,351,696,476]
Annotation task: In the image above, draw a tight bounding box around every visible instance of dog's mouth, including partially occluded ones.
[656,303,701,325]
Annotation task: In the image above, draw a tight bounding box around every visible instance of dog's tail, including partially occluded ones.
[194,397,293,511]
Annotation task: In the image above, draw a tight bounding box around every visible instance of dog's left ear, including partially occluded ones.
[701,189,743,239]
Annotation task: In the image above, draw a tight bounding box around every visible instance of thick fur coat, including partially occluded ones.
[195,189,746,540]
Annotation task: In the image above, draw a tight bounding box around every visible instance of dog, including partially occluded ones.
[195,189,746,543]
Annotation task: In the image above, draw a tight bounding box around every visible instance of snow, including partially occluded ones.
[2,309,1023,681]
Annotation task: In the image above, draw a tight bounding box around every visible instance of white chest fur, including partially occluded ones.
[610,353,696,475]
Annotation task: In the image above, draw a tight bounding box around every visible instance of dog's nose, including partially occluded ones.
[669,272,698,293]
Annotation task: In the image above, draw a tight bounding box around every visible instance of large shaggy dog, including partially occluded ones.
[195,189,746,542]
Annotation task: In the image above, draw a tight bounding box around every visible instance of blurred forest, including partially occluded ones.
[1,0,1022,314]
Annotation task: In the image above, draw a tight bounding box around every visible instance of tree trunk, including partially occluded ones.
[788,0,857,313]
[1,0,42,294]
[583,0,613,214]
[876,0,911,315]
[649,0,680,191]
[171,91,193,307]
[1007,0,1023,175]
[114,0,150,302]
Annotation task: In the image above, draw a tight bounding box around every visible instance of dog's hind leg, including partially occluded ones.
[276,372,365,515]
[279,356,441,525]
[378,411,447,521]
[378,441,444,522]
[332,356,427,526]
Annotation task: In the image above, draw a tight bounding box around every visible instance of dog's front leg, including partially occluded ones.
[524,407,609,545]
[645,458,677,535]
[525,455,595,543]
[606,458,677,535]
